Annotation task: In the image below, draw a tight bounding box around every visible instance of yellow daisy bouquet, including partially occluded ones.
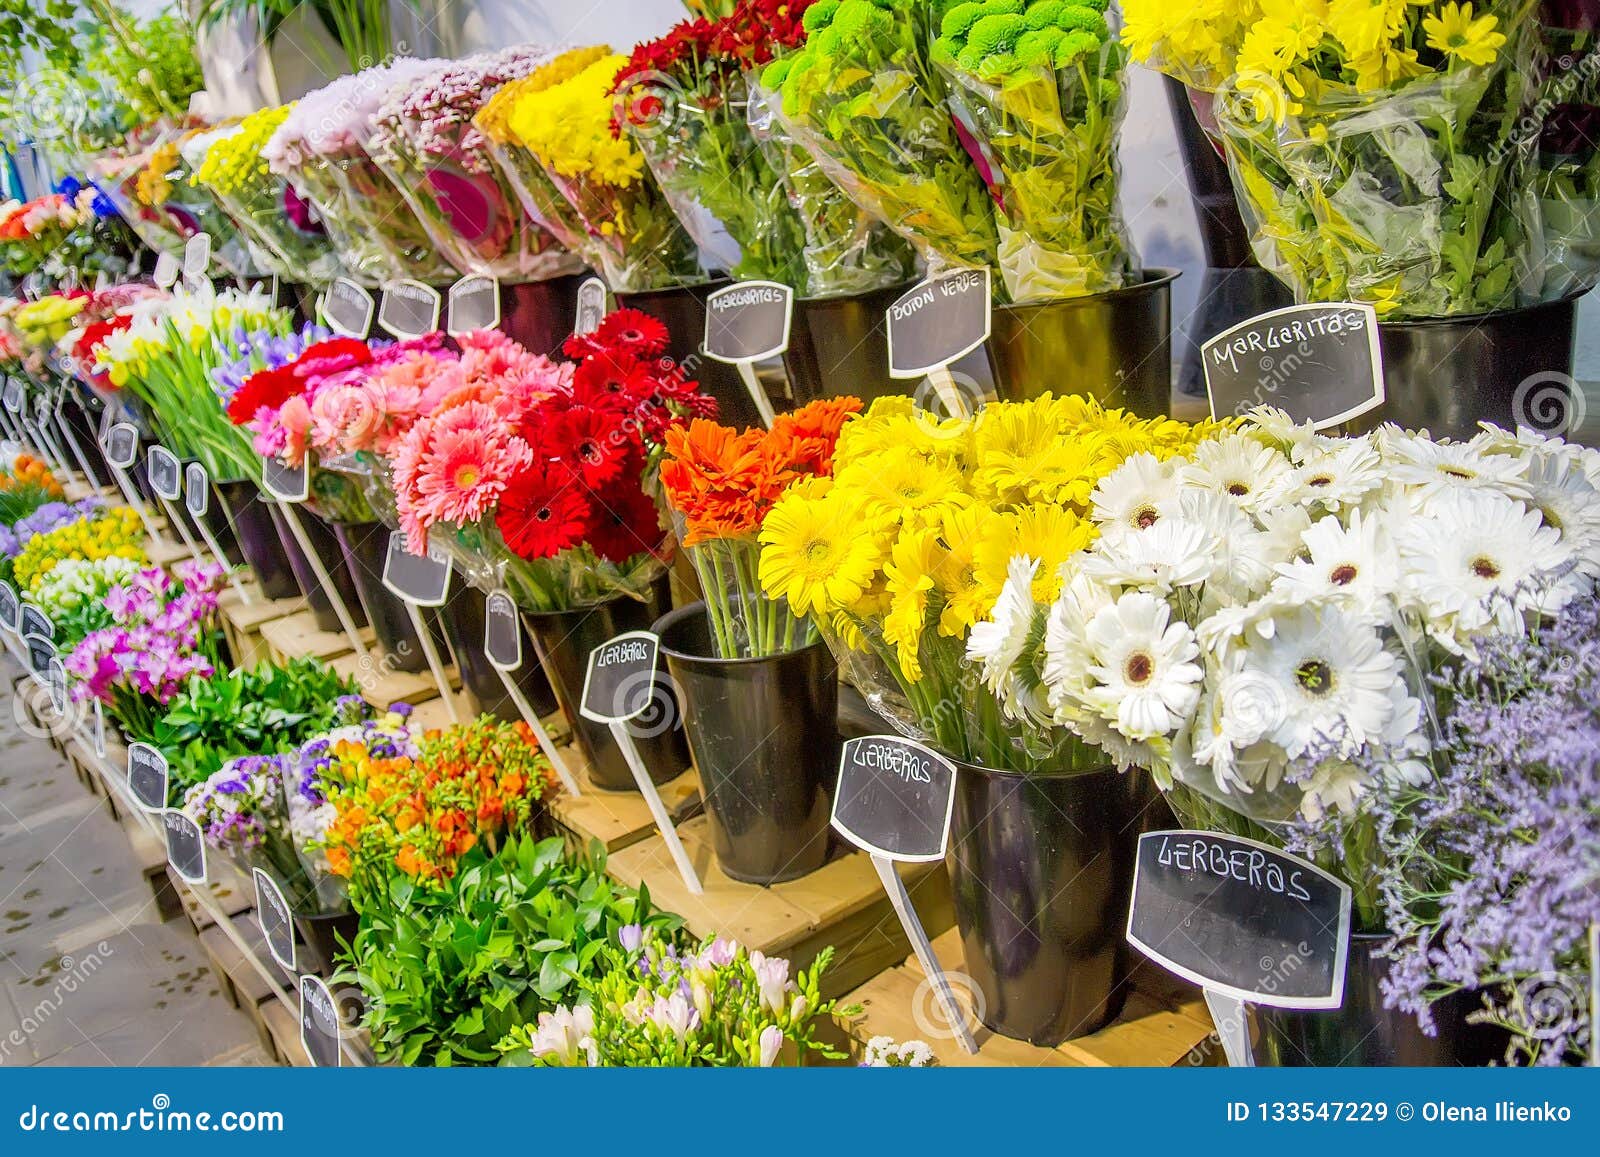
[13,506,146,594]
[756,393,1229,770]
[1122,0,1544,318]
[477,48,704,292]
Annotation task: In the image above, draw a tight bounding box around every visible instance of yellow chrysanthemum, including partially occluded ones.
[1422,2,1505,68]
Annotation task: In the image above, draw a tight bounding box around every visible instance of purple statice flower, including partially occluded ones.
[1368,595,1600,1066]
[0,522,16,559]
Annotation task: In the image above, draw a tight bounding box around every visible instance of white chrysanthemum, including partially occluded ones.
[1271,509,1398,619]
[1398,487,1583,644]
[1236,602,1406,760]
[1081,517,1217,593]
[1261,436,1386,512]
[1242,406,1318,456]
[1382,431,1529,510]
[1178,432,1293,512]
[1518,452,1600,577]
[1080,591,1202,741]
[965,554,1041,721]
[1088,452,1180,534]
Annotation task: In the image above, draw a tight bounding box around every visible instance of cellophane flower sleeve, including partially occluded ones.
[931,6,1140,301]
[174,127,267,279]
[746,84,916,297]
[761,0,1003,295]
[365,47,586,284]
[1533,21,1600,299]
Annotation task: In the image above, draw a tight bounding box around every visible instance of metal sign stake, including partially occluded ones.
[273,502,372,666]
[52,405,108,492]
[491,666,580,797]
[607,718,702,895]
[406,603,463,725]
[871,854,978,1054]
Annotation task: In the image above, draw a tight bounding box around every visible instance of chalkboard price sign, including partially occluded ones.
[261,455,309,503]
[1203,303,1384,430]
[1126,830,1352,1009]
[2,378,23,413]
[0,580,19,633]
[300,975,342,1068]
[704,281,794,363]
[23,634,55,683]
[127,741,170,813]
[378,279,442,340]
[253,868,296,973]
[47,657,67,716]
[163,809,206,884]
[380,530,452,606]
[579,631,661,724]
[323,278,376,338]
[19,602,52,642]
[184,462,210,517]
[153,252,180,290]
[886,268,991,379]
[447,275,500,336]
[483,590,522,672]
[182,232,212,283]
[574,277,607,336]
[147,445,182,501]
[830,735,958,863]
[103,423,138,470]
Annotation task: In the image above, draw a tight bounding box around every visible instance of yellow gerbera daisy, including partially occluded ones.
[758,492,883,616]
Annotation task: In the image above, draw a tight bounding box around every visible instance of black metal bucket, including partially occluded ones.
[784,282,916,406]
[985,270,1178,418]
[947,761,1153,1046]
[522,589,691,792]
[1355,293,1582,438]
[213,479,300,599]
[498,273,587,358]
[614,280,770,429]
[654,601,837,884]
[437,582,559,722]
[293,910,361,979]
[275,507,367,635]
[332,520,436,675]
[1251,933,1512,1066]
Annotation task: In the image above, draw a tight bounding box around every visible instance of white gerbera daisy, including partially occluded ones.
[1041,569,1114,718]
[1236,602,1404,759]
[1382,431,1529,510]
[1261,436,1386,512]
[1398,487,1583,643]
[1271,509,1398,619]
[1080,517,1217,593]
[966,554,1042,721]
[1242,405,1318,456]
[1080,591,1202,741]
[1518,452,1600,577]
[1178,433,1293,512]
[1088,452,1179,535]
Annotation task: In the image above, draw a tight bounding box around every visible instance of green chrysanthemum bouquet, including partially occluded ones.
[930,0,1139,301]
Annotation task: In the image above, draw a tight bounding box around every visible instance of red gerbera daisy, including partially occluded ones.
[562,308,671,360]
[585,478,665,565]
[571,351,657,413]
[495,460,590,561]
[547,404,631,489]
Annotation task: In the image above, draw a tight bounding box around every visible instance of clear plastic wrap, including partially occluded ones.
[325,150,458,285]
[1534,23,1600,299]
[930,22,1140,302]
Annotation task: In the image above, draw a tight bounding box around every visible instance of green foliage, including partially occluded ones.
[341,835,680,1067]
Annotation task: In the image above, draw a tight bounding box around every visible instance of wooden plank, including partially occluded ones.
[220,590,305,670]
[147,537,195,567]
[325,652,445,710]
[261,999,310,1067]
[549,763,702,853]
[259,610,374,664]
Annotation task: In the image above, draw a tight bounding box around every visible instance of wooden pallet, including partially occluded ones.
[549,762,703,854]
[260,609,373,664]
[259,607,461,712]
[603,816,953,1000]
[836,927,1218,1067]
[220,590,307,670]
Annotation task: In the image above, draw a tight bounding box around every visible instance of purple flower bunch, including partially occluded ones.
[183,754,289,853]
[11,497,106,555]
[212,322,331,404]
[1372,595,1600,1065]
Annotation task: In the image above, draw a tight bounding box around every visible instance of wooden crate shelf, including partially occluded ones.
[220,590,307,669]
[260,609,375,664]
[549,762,702,854]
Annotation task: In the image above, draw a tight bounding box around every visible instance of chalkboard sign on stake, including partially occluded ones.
[832,734,976,1053]
[126,741,170,813]
[47,656,67,716]
[380,530,452,607]
[163,809,206,884]
[153,252,180,289]
[483,590,522,672]
[183,461,209,517]
[447,275,501,336]
[300,975,342,1067]
[147,445,182,501]
[886,268,991,380]
[261,455,309,503]
[23,633,55,684]
[253,868,296,973]
[2,378,23,413]
[573,277,607,336]
[1202,302,1384,430]
[377,279,442,339]
[1126,829,1354,1067]
[182,233,211,283]
[704,280,793,363]
[322,278,375,338]
[19,602,52,642]
[0,580,19,634]
[103,423,138,470]
[580,632,701,894]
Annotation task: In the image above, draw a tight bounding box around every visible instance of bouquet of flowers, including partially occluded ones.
[0,192,96,278]
[1531,7,1600,298]
[85,126,209,261]
[478,48,706,291]
[1123,0,1544,316]
[761,0,1002,293]
[192,104,340,285]
[929,0,1140,300]
[496,931,846,1067]
[614,1,813,284]
[66,560,228,741]
[391,310,714,612]
[3,497,106,584]
[366,47,583,283]
[756,393,1228,769]
[0,180,137,287]
[262,59,452,285]
[53,283,161,394]
[13,504,144,594]
[0,453,66,535]
[29,555,144,648]
[969,411,1599,922]
[661,398,859,658]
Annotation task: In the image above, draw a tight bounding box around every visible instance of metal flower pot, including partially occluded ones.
[784,282,916,406]
[332,519,438,675]
[213,478,302,600]
[437,581,558,722]
[655,601,837,884]
[614,280,770,429]
[498,273,587,357]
